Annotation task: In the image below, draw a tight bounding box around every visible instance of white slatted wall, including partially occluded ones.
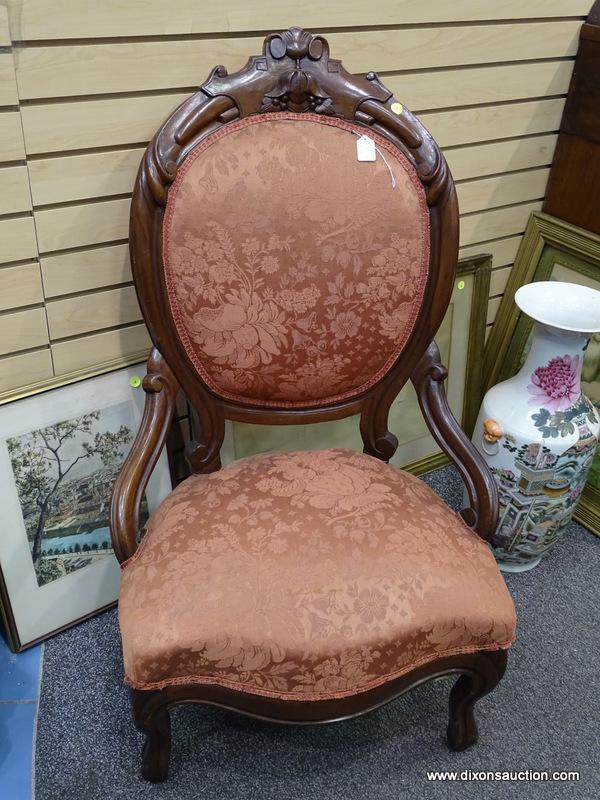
[0,0,589,394]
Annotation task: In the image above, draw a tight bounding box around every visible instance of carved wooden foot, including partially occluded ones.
[141,712,172,782]
[446,650,507,751]
[447,672,481,750]
[131,688,172,782]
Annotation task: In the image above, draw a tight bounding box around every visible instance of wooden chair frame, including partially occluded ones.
[110,27,506,782]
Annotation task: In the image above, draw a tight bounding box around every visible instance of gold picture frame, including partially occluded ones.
[0,351,149,407]
[484,212,600,536]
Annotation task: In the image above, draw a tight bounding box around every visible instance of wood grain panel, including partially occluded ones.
[21,93,188,154]
[487,296,503,325]
[14,37,255,99]
[13,56,571,112]
[0,306,48,356]
[51,323,151,375]
[34,197,129,252]
[46,285,141,339]
[0,349,54,395]
[0,165,32,214]
[459,235,522,270]
[0,216,38,264]
[41,243,130,297]
[27,136,558,207]
[459,201,543,247]
[0,53,19,106]
[7,0,589,40]
[421,99,565,149]
[387,60,572,113]
[14,23,580,99]
[0,263,43,311]
[0,5,10,46]
[22,95,567,156]
[456,168,550,215]
[28,148,144,205]
[445,134,557,181]
[490,265,512,297]
[0,111,25,160]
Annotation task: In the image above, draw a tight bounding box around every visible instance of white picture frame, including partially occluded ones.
[0,364,172,651]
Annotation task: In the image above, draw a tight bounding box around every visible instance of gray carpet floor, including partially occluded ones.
[34,467,600,799]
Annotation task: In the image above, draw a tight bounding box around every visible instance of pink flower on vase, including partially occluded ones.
[527,354,581,412]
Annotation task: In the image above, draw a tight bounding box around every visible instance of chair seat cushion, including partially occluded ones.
[119,449,516,701]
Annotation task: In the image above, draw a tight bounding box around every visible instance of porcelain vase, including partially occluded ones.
[473,281,600,572]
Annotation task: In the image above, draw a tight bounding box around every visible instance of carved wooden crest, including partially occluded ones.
[143,27,450,210]
[203,26,390,118]
[260,28,334,113]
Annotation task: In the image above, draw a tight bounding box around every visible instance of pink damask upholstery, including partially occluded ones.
[162,113,429,408]
[119,449,515,700]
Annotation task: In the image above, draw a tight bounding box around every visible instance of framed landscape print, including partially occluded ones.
[219,254,492,476]
[0,364,172,651]
[484,212,600,536]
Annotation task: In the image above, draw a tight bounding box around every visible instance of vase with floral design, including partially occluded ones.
[472,281,600,572]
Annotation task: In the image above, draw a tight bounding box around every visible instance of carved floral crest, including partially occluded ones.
[261,68,334,114]
[144,27,449,208]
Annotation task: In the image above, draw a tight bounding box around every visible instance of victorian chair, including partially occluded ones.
[110,27,516,782]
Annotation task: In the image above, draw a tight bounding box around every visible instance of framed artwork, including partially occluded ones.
[0,350,151,406]
[484,212,600,536]
[0,364,172,652]
[219,254,492,476]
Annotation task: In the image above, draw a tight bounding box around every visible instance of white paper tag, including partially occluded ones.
[356,135,376,162]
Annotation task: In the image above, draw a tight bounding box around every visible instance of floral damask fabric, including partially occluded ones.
[119,449,516,700]
[162,113,430,407]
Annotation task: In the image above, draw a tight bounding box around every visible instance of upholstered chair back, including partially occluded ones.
[130,26,459,469]
[162,114,430,408]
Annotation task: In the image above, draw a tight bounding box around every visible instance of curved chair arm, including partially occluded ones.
[110,348,179,563]
[411,342,499,541]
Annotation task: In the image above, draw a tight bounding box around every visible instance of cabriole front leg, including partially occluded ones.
[447,650,507,751]
[131,688,172,783]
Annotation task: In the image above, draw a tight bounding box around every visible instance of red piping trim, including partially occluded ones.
[124,639,514,701]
